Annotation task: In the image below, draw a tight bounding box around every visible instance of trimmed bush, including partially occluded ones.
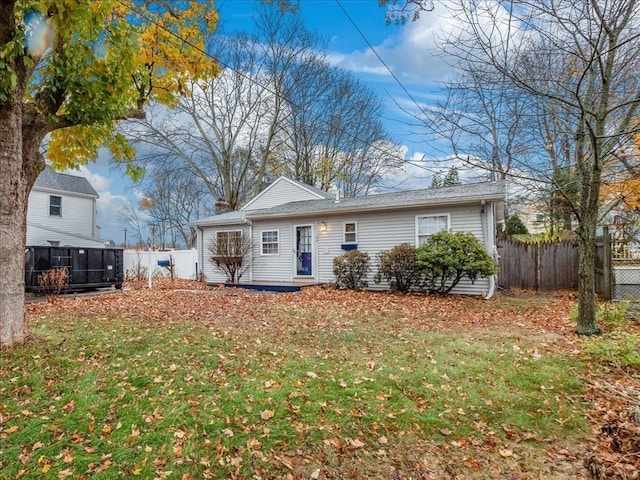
[506,214,529,235]
[374,243,422,293]
[333,250,371,290]
[416,231,497,294]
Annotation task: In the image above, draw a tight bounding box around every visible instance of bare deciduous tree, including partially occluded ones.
[126,4,400,212]
[434,0,640,334]
[140,167,213,249]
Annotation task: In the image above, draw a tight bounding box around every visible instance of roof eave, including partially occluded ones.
[193,193,505,225]
[32,186,99,199]
[252,194,504,219]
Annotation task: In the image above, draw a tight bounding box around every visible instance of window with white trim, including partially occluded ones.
[343,222,357,243]
[261,230,279,255]
[216,230,243,256]
[416,214,449,245]
[49,195,62,216]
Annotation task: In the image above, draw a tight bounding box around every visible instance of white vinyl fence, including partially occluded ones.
[124,249,200,280]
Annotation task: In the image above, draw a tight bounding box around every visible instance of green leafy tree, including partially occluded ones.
[416,231,497,294]
[0,0,218,346]
[430,166,461,188]
[374,243,422,292]
[506,214,529,236]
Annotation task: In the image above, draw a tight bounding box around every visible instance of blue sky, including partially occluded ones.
[64,0,463,244]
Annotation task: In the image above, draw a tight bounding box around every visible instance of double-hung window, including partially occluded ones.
[343,222,357,243]
[49,195,62,216]
[216,230,243,256]
[261,230,279,255]
[416,214,449,245]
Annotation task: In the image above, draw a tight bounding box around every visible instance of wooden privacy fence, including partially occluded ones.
[498,240,580,291]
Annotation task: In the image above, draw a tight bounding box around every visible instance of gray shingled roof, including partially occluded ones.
[34,166,98,197]
[192,181,506,227]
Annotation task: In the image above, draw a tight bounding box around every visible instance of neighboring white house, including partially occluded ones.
[27,166,107,248]
[191,177,506,297]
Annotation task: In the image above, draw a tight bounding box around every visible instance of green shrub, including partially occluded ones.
[416,231,497,294]
[374,243,422,292]
[506,214,529,235]
[333,250,371,290]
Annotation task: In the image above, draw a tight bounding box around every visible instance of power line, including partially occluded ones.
[334,0,427,118]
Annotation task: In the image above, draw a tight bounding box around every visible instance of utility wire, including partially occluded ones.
[334,0,427,119]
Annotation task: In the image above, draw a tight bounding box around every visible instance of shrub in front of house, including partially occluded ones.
[333,250,371,290]
[207,235,252,283]
[374,243,423,293]
[416,231,497,294]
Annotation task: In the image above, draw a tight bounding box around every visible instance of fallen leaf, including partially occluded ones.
[499,448,513,457]
[349,438,366,449]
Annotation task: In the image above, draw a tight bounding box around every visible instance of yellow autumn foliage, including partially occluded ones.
[42,0,219,173]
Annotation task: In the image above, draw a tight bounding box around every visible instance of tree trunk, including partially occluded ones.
[575,210,601,336]
[0,102,29,346]
[0,98,46,346]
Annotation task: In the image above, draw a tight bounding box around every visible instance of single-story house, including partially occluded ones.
[191,177,506,297]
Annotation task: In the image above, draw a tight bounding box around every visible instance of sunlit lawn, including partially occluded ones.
[1,288,589,479]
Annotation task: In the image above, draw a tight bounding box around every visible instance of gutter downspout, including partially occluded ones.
[197,226,204,282]
[484,202,497,300]
[244,219,253,282]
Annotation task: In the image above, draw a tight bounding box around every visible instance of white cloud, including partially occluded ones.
[68,165,113,192]
[332,2,461,86]
[334,0,524,90]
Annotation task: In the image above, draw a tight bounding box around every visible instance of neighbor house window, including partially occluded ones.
[49,195,61,216]
[416,214,449,245]
[261,230,279,255]
[344,222,357,243]
[216,230,243,256]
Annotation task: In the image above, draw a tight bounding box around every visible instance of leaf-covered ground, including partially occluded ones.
[1,280,638,479]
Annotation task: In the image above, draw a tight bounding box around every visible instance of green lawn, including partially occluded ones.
[1,288,590,479]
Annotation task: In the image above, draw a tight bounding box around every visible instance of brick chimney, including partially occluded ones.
[214,198,232,214]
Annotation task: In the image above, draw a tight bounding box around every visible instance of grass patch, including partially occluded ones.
[578,302,640,370]
[1,292,589,479]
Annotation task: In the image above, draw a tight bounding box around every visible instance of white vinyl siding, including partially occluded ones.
[243,177,328,211]
[343,221,357,243]
[251,220,293,283]
[198,204,494,296]
[261,230,279,255]
[26,224,106,248]
[315,206,489,295]
[416,214,450,245]
[200,226,251,283]
[27,189,99,246]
